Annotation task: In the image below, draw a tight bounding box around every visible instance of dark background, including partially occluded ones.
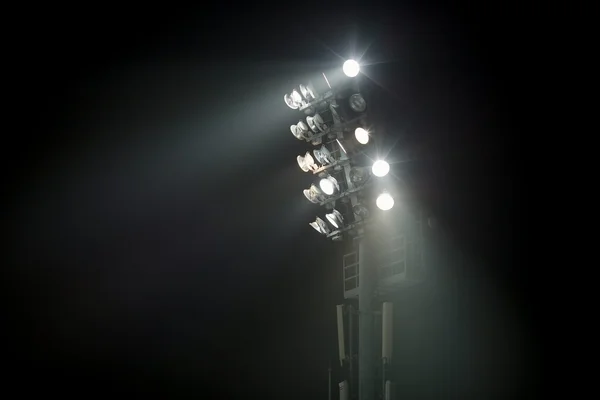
[6,3,536,399]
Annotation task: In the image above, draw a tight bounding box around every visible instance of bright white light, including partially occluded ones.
[372,160,390,177]
[319,178,335,195]
[343,59,360,77]
[376,193,394,211]
[355,127,369,144]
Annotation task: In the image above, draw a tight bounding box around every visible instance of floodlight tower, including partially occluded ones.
[284,59,420,400]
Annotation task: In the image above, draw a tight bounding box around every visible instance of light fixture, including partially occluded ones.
[306,115,321,133]
[304,184,325,204]
[309,217,330,235]
[326,209,344,229]
[372,160,390,177]
[297,151,318,172]
[290,124,305,140]
[319,175,339,196]
[296,120,312,139]
[299,84,316,101]
[313,112,328,132]
[313,145,334,166]
[349,167,369,185]
[343,59,360,77]
[354,127,369,144]
[349,94,366,113]
[291,90,303,106]
[284,93,299,109]
[353,204,370,218]
[376,192,394,211]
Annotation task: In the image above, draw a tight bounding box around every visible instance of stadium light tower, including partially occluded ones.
[283,59,422,400]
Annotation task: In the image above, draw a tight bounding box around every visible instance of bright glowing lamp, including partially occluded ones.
[376,192,394,211]
[320,178,335,195]
[343,59,360,77]
[319,175,339,196]
[355,127,369,144]
[372,160,390,177]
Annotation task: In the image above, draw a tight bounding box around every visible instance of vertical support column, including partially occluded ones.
[348,305,354,399]
[382,302,394,399]
[358,237,375,400]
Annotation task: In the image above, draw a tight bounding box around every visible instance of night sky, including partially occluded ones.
[7,4,536,399]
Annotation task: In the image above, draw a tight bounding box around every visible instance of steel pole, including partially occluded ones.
[358,237,375,400]
[349,305,354,399]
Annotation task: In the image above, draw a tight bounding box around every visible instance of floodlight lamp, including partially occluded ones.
[326,209,344,229]
[343,59,360,77]
[304,184,324,203]
[313,145,334,165]
[284,93,299,109]
[309,221,320,233]
[349,94,366,112]
[317,217,330,234]
[297,151,318,172]
[306,115,320,133]
[290,124,304,140]
[296,120,311,138]
[353,204,370,218]
[313,113,328,132]
[349,167,369,185]
[309,217,330,235]
[320,178,334,195]
[355,127,369,144]
[319,175,339,196]
[376,192,394,211]
[299,84,316,101]
[291,90,303,106]
[372,160,390,177]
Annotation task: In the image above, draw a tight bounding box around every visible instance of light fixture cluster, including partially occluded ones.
[284,84,316,110]
[310,209,345,241]
[297,145,334,173]
[290,112,331,144]
[286,60,396,240]
[284,82,366,146]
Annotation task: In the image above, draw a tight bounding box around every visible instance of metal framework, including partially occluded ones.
[284,64,427,400]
